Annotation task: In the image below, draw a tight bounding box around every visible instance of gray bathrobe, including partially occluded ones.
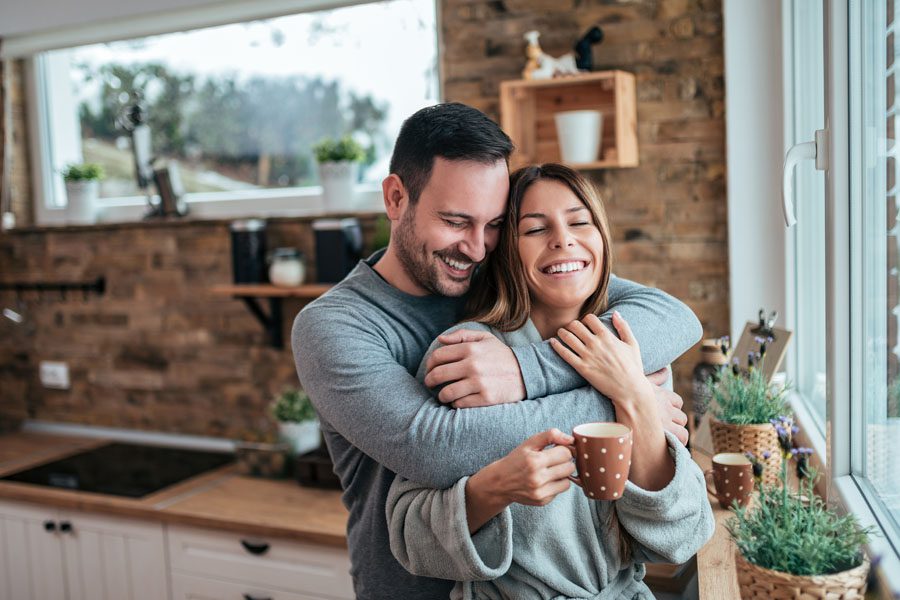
[386,320,715,600]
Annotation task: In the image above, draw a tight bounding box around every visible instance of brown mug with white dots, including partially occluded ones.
[705,453,754,509]
[567,422,633,501]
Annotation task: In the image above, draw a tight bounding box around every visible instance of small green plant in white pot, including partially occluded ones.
[313,135,364,212]
[62,163,104,224]
[271,388,321,455]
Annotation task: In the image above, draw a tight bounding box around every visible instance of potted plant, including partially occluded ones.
[728,420,871,598]
[313,135,365,212]
[704,337,790,485]
[62,163,104,224]
[271,387,321,455]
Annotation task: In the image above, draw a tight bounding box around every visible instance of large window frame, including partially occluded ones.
[4,0,440,226]
[781,0,900,593]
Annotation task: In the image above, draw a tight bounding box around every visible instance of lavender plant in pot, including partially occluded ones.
[704,337,790,485]
[62,163,104,224]
[270,388,321,456]
[728,420,871,599]
[313,135,365,212]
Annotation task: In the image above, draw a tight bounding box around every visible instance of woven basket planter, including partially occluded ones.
[710,418,781,486]
[735,550,869,599]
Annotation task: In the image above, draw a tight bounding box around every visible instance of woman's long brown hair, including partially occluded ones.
[466,163,614,329]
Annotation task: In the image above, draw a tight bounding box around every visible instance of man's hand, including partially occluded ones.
[648,367,688,445]
[423,329,526,408]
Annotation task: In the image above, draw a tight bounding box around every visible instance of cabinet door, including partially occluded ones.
[0,500,67,600]
[59,509,168,600]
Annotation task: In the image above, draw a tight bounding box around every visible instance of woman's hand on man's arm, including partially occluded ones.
[465,428,575,533]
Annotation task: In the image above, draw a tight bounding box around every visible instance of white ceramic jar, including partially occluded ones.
[268,248,306,287]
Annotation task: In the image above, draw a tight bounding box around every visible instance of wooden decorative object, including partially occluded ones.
[735,551,869,600]
[732,321,793,382]
[499,71,638,170]
[709,419,782,486]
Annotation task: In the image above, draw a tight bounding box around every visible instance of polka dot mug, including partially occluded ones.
[566,422,633,501]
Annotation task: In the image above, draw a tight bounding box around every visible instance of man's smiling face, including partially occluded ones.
[392,157,509,297]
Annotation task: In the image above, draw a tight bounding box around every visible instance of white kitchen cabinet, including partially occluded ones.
[168,525,354,600]
[0,500,67,600]
[0,499,168,600]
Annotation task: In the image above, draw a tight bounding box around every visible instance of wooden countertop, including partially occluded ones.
[693,450,741,600]
[0,431,349,547]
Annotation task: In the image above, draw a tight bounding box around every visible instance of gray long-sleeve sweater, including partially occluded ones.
[291,250,703,600]
[386,320,715,600]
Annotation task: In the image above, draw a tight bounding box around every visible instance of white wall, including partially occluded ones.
[723,0,787,340]
[0,0,223,38]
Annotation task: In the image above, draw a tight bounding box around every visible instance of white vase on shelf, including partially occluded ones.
[554,110,604,164]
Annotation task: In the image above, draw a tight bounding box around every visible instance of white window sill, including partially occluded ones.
[833,475,900,597]
[34,184,385,227]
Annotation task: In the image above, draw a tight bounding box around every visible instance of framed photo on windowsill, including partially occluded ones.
[731,321,792,382]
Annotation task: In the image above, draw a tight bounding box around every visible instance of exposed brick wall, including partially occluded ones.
[441,0,729,394]
[0,0,728,435]
[0,217,379,438]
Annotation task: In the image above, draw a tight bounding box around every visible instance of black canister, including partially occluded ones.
[313,218,363,283]
[230,219,268,284]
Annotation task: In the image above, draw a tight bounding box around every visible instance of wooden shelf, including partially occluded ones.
[210,284,332,299]
[500,70,638,170]
[211,284,332,348]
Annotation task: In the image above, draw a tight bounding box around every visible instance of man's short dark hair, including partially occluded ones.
[389,102,514,203]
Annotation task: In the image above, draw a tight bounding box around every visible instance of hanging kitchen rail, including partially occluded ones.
[0,277,106,300]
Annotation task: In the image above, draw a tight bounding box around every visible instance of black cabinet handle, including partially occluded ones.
[240,540,270,555]
[242,595,272,600]
[59,521,72,533]
[43,520,56,532]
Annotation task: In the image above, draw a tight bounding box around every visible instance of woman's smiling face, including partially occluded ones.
[517,179,605,314]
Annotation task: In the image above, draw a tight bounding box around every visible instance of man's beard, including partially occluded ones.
[393,206,475,297]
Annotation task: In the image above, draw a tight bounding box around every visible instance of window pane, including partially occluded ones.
[789,0,827,428]
[857,0,900,535]
[43,0,438,200]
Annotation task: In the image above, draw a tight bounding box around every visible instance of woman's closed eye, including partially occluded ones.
[443,219,466,228]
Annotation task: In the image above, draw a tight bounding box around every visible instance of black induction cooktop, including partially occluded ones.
[1,442,235,498]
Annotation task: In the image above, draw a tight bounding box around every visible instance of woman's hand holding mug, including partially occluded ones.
[464,428,575,533]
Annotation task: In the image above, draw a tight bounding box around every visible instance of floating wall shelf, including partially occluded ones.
[210,284,332,348]
[500,70,639,170]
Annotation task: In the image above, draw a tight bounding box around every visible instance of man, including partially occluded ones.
[292,103,701,599]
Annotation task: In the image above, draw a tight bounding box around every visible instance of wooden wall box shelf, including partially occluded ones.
[500,71,638,170]
[210,284,332,348]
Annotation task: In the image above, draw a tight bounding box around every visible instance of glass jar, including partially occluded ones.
[268,248,306,287]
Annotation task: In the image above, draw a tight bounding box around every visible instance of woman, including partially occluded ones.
[386,164,713,599]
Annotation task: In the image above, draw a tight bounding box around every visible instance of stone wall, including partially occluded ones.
[0,0,728,436]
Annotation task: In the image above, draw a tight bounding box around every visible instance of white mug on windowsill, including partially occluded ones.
[554,110,604,164]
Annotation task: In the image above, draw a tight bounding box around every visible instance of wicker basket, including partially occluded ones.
[709,418,781,486]
[735,550,869,599]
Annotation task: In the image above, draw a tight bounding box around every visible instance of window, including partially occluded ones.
[30,0,438,221]
[784,0,900,584]
[852,0,900,549]
[785,0,827,431]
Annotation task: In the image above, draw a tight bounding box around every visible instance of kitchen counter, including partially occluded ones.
[0,431,349,547]
[0,431,742,597]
